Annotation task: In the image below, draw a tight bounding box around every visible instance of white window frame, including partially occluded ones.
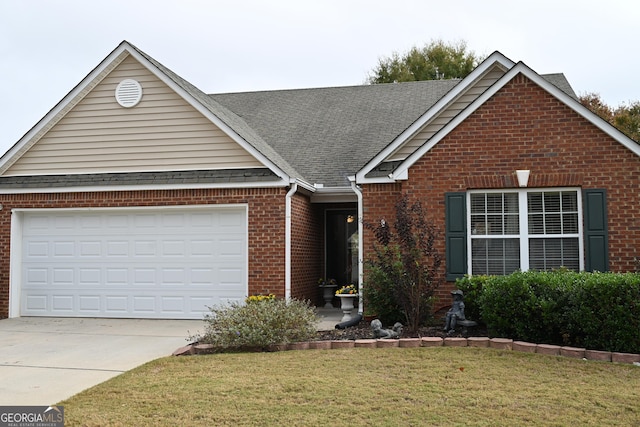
[466,187,584,274]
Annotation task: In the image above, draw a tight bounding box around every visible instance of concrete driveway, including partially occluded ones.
[0,317,203,405]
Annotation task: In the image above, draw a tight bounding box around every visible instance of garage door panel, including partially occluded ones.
[52,295,74,312]
[25,295,47,312]
[80,241,102,257]
[106,268,128,285]
[79,295,101,312]
[161,268,187,285]
[20,207,247,319]
[79,268,100,285]
[53,268,74,285]
[26,241,49,257]
[105,296,128,313]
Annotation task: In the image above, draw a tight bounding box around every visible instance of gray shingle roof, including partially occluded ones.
[0,169,278,188]
[541,73,578,100]
[211,80,460,187]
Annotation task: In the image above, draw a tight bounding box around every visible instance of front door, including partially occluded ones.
[325,210,358,287]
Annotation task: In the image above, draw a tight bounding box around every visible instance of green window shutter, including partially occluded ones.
[583,189,609,272]
[445,192,467,281]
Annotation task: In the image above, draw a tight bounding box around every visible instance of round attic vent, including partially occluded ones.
[115,79,143,108]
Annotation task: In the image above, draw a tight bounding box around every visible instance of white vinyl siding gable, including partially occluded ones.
[4,55,263,176]
[388,65,507,161]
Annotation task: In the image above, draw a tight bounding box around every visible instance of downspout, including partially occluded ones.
[284,181,298,301]
[349,178,364,315]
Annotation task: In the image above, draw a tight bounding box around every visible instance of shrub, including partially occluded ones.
[198,298,318,351]
[563,272,640,353]
[365,244,406,326]
[364,195,443,332]
[469,270,640,353]
[478,271,572,344]
[454,275,487,323]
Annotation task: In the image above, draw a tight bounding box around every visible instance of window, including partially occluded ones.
[469,189,581,275]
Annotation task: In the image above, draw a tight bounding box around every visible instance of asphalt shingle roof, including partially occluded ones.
[211,80,460,187]
[0,169,278,188]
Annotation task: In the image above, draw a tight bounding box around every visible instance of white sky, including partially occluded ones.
[1,0,639,155]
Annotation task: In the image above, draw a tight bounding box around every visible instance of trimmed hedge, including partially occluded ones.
[456,271,640,354]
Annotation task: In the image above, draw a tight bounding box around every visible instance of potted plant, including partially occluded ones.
[335,284,358,322]
[318,278,338,308]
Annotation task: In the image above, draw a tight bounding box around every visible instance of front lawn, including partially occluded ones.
[60,347,639,426]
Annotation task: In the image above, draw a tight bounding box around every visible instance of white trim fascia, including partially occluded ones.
[392,61,640,180]
[0,178,290,195]
[294,178,316,194]
[0,41,291,183]
[0,166,281,179]
[11,203,249,214]
[310,186,358,203]
[9,211,22,318]
[352,175,396,185]
[355,51,516,184]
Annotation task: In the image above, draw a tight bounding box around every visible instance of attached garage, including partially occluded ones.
[10,205,247,319]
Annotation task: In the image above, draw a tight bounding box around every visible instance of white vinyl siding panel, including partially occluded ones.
[5,55,263,176]
[388,66,506,161]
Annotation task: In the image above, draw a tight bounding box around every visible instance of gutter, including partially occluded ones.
[349,177,364,315]
[284,181,298,300]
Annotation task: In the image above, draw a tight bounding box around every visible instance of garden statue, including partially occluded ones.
[371,319,403,339]
[444,289,466,334]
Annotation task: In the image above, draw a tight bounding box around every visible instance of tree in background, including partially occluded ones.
[580,92,640,142]
[366,39,485,84]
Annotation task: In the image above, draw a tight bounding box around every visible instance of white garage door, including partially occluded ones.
[18,206,247,319]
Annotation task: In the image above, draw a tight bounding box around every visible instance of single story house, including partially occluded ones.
[0,41,638,319]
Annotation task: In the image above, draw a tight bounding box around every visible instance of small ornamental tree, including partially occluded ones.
[364,195,443,332]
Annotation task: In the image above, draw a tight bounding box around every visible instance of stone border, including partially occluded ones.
[173,338,640,365]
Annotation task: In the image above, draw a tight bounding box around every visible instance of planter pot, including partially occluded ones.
[320,285,338,308]
[363,314,378,322]
[336,294,358,322]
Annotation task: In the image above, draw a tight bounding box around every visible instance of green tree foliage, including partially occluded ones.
[580,92,640,142]
[364,195,443,332]
[366,39,485,84]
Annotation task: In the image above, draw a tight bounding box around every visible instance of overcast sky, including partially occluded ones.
[1,0,638,155]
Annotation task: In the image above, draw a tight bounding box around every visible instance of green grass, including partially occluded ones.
[60,347,640,426]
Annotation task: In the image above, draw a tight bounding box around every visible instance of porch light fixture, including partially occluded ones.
[516,170,530,187]
[346,215,355,223]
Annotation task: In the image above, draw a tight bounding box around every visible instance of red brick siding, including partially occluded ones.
[290,193,323,302]
[360,183,403,302]
[0,187,288,318]
[362,74,640,307]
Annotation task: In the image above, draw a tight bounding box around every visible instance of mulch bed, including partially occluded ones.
[315,320,488,341]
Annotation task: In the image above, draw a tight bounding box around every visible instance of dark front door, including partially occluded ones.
[325,210,358,287]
